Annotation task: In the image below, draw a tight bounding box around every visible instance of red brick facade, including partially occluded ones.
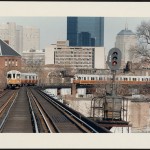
[0,56,21,90]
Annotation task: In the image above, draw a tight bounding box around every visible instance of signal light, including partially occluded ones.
[107,48,122,70]
[112,52,118,66]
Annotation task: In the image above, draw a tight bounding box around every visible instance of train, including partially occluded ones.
[6,70,38,88]
[73,74,150,85]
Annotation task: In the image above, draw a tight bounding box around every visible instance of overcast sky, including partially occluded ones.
[0,16,149,55]
[0,2,149,57]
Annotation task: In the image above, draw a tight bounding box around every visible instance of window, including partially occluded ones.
[99,77,102,80]
[17,74,20,79]
[133,78,137,81]
[13,74,15,78]
[7,74,11,78]
[16,60,18,66]
[12,59,14,66]
[5,60,7,66]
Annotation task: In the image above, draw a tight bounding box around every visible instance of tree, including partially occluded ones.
[130,20,150,65]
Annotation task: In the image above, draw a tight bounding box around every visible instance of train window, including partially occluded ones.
[99,77,102,80]
[25,76,27,79]
[7,74,11,78]
[84,77,86,80]
[142,78,144,81]
[146,78,148,81]
[33,76,35,80]
[17,74,20,79]
[29,76,31,79]
[13,74,15,78]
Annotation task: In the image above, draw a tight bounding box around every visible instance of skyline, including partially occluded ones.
[0,17,150,55]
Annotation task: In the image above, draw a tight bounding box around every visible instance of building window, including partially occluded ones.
[12,59,14,66]
[5,60,7,66]
[16,60,18,67]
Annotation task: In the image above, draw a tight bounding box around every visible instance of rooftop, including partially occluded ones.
[0,39,21,57]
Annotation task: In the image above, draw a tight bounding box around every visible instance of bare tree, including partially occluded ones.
[130,20,150,65]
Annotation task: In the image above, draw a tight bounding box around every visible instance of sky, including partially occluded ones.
[0,2,149,57]
[1,2,150,148]
[0,16,150,55]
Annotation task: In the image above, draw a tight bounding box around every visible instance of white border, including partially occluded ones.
[0,1,150,149]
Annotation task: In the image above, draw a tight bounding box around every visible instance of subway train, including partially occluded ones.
[73,74,150,85]
[6,70,38,88]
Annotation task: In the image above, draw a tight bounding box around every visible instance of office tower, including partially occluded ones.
[67,17,104,46]
[45,40,106,69]
[115,27,137,67]
[0,22,40,54]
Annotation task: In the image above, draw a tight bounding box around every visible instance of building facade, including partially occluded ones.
[45,41,106,69]
[0,39,21,89]
[115,28,137,68]
[0,22,40,54]
[67,17,104,47]
[22,49,45,66]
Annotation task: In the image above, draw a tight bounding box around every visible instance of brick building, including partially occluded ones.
[0,39,21,89]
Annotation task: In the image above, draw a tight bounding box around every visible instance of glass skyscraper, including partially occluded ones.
[67,17,104,47]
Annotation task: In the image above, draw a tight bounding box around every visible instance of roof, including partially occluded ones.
[117,29,135,35]
[0,39,21,56]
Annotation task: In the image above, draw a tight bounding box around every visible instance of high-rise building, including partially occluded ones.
[45,40,106,69]
[0,22,40,54]
[115,27,137,68]
[67,17,104,47]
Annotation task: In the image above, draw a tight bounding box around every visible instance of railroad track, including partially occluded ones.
[29,87,111,133]
[0,87,34,133]
[0,87,111,133]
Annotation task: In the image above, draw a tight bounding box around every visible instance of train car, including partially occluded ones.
[21,72,38,86]
[73,74,150,85]
[6,70,38,88]
[7,70,21,88]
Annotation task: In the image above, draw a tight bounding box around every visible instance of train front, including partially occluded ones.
[7,70,21,88]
